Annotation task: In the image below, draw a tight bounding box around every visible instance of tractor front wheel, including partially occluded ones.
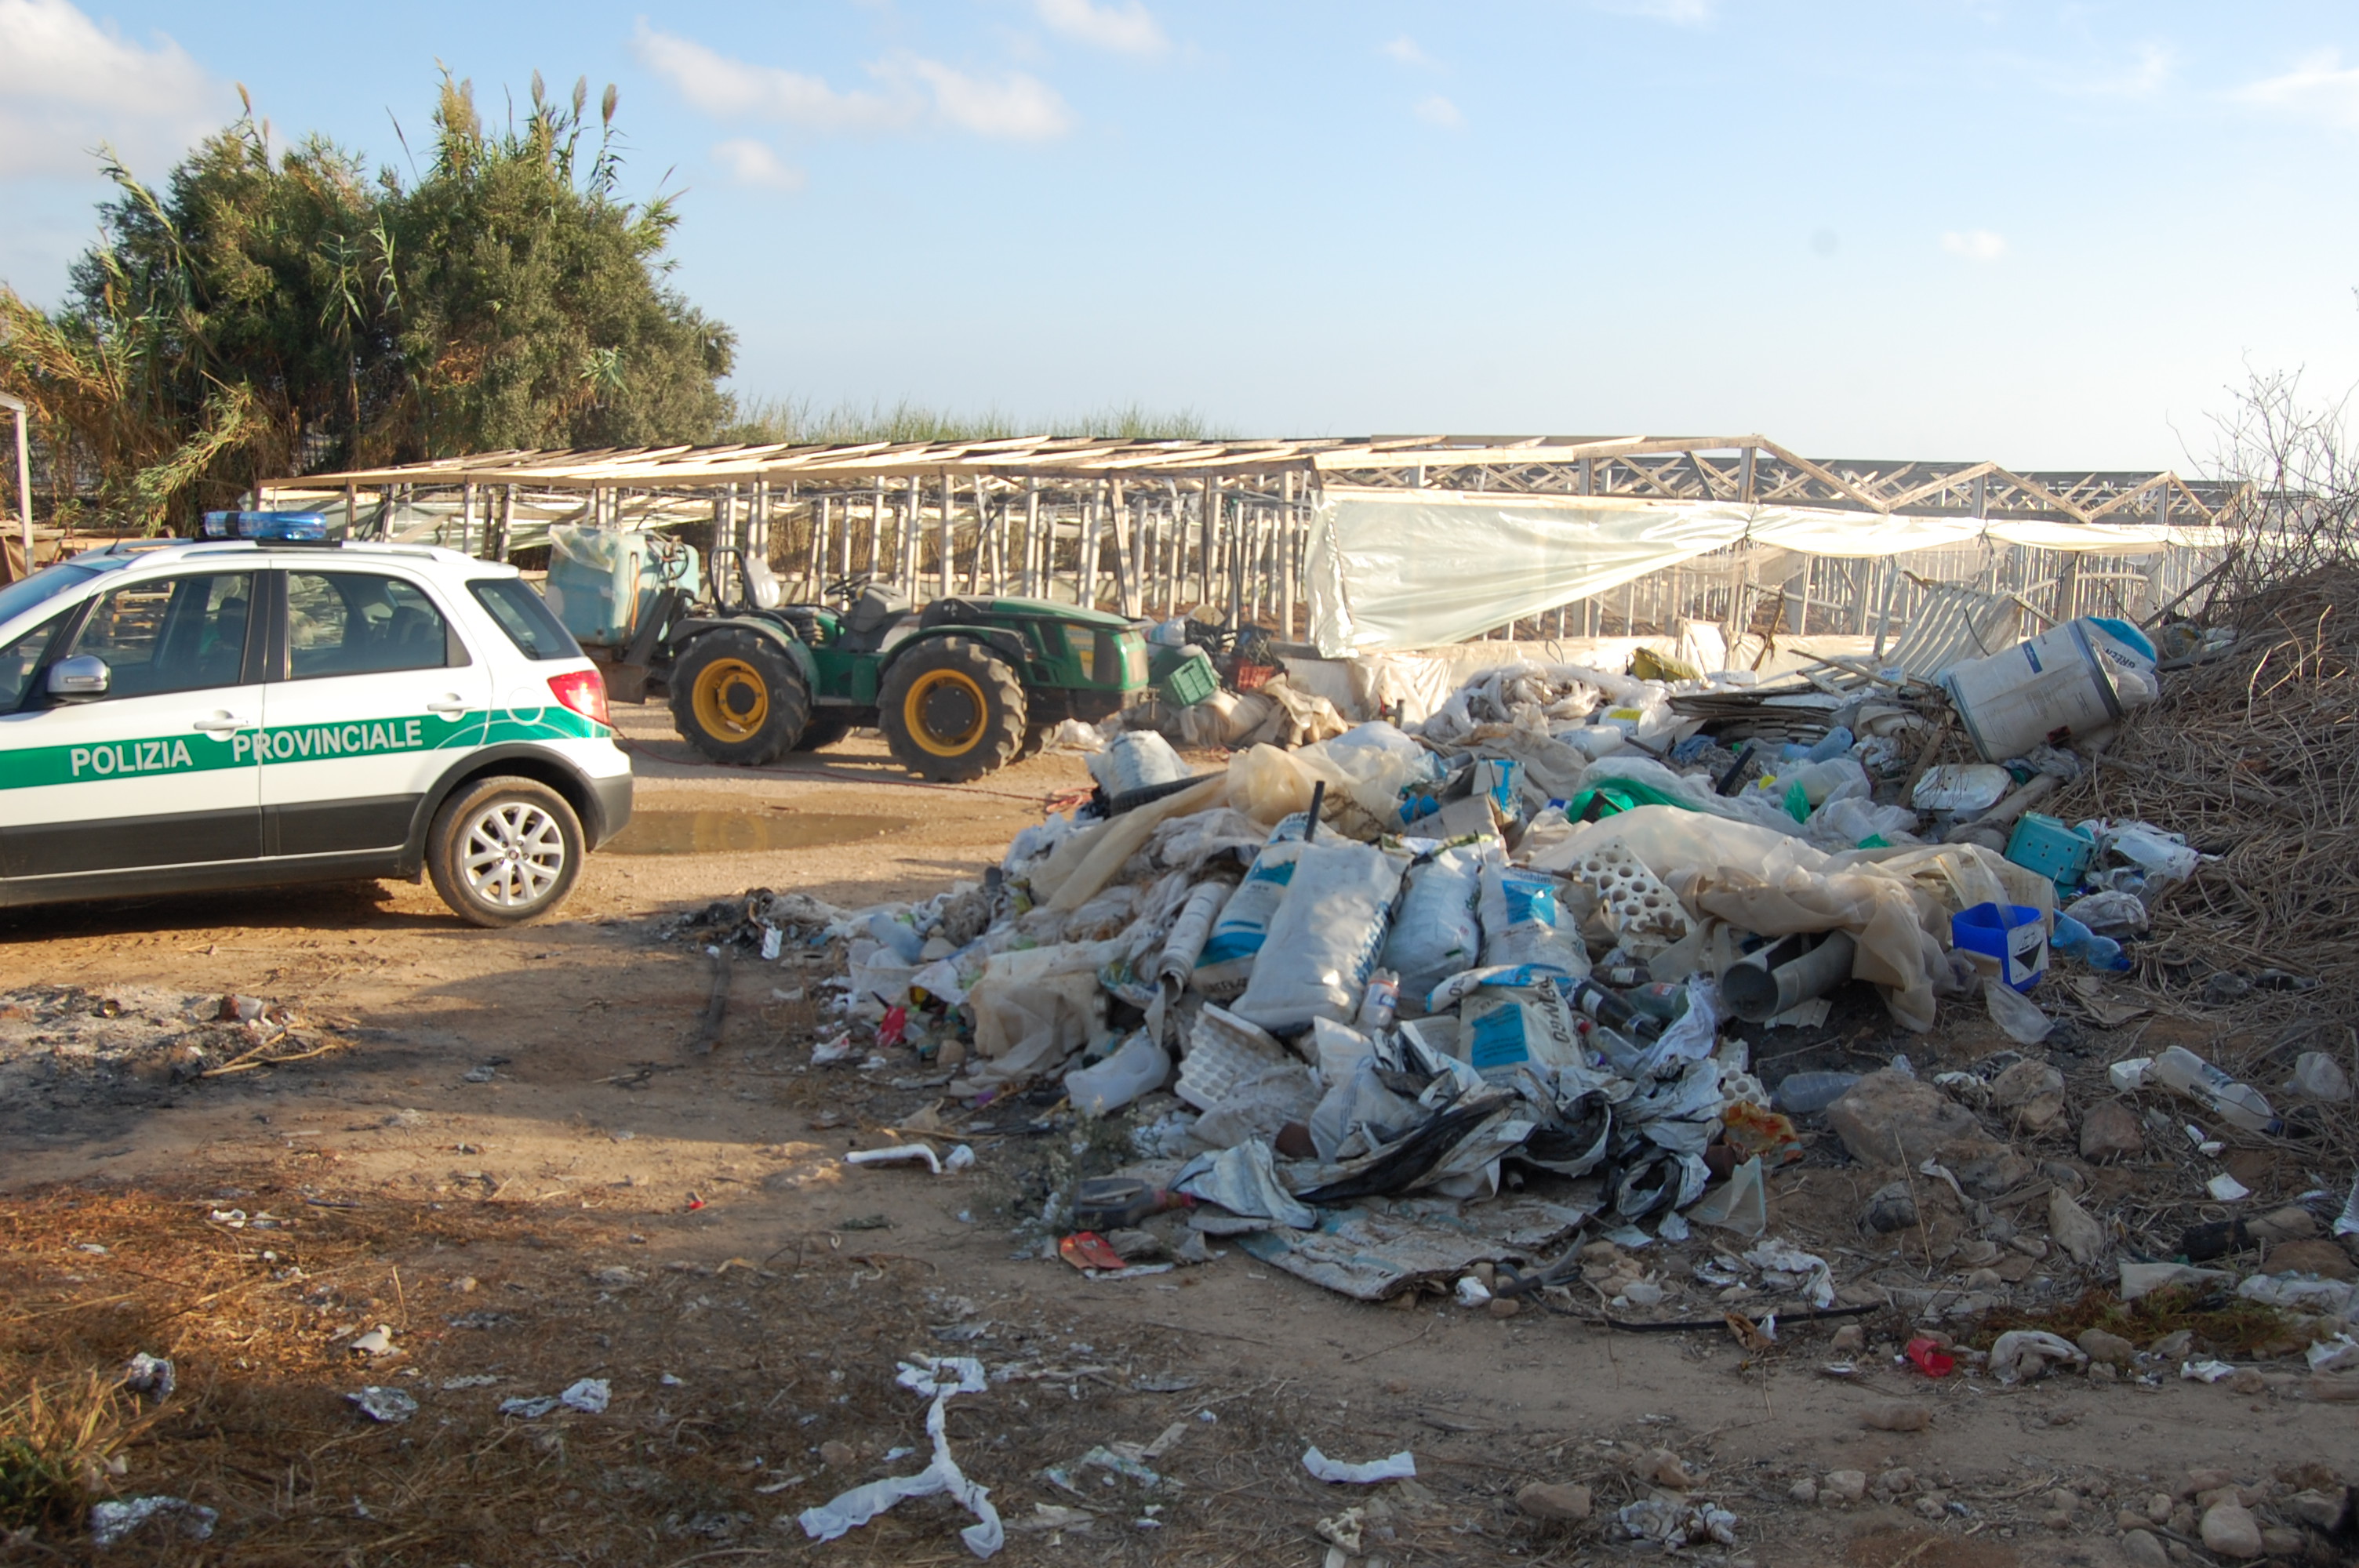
[668,630,810,766]
[878,637,1027,782]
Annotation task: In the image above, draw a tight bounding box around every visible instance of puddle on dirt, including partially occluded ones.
[605,810,915,855]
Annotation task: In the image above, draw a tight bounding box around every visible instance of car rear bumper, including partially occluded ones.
[587,770,634,849]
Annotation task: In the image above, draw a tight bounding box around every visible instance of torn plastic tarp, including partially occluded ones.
[1241,1195,1596,1301]
[1172,1139,1318,1230]
[1305,485,2229,656]
[1303,1446,1418,1483]
[798,1356,1005,1559]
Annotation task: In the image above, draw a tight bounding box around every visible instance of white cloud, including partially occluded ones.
[633,24,1073,142]
[632,24,911,131]
[1942,229,2007,262]
[1034,0,1166,56]
[1383,35,1438,70]
[1593,0,1714,27]
[0,0,218,177]
[1414,94,1463,129]
[2234,47,2359,129]
[897,56,1073,139]
[711,138,805,192]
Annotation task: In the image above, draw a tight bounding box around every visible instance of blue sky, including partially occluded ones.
[6,1,2359,468]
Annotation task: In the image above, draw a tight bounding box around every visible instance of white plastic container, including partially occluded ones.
[1943,619,2125,762]
[2149,1045,2281,1134]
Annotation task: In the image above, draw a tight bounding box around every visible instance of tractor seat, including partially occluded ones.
[919,597,989,629]
[838,586,914,652]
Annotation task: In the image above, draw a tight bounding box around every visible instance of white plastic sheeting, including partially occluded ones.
[1305,487,2230,655]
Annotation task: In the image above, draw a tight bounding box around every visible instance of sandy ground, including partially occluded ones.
[2,702,2352,1566]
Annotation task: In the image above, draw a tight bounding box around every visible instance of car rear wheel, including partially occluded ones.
[426,776,583,927]
[878,636,1027,782]
[668,629,810,766]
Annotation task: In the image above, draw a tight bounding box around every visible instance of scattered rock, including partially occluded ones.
[2198,1502,2262,1559]
[1788,1478,1818,1504]
[2079,1100,2143,1161]
[2151,1330,2195,1359]
[2077,1328,2137,1367]
[2261,1527,2308,1556]
[1830,1324,1865,1353]
[2119,1527,2169,1568]
[2049,1189,2108,1265]
[1863,1181,1920,1232]
[1877,1468,1916,1495]
[1821,1469,1867,1505]
[1515,1482,1592,1521]
[819,1440,856,1468]
[2284,1488,2351,1529]
[1914,1495,1945,1520]
[2268,1239,2356,1281]
[1487,1297,1522,1319]
[1826,1071,2032,1196]
[1631,1448,1697,1490]
[1992,1058,2067,1130]
[1862,1401,1932,1432]
[2179,1468,2236,1497]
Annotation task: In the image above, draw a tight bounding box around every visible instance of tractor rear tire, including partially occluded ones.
[878,637,1027,782]
[668,630,810,766]
[792,713,858,752]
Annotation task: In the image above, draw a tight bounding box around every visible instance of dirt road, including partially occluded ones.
[1,706,2347,1566]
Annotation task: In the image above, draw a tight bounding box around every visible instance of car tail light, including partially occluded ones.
[548,667,610,726]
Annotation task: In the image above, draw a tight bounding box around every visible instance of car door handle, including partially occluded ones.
[426,699,472,715]
[191,715,255,733]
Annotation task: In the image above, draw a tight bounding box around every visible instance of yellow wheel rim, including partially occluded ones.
[904,669,989,757]
[691,658,770,740]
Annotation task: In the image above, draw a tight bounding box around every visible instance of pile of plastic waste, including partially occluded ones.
[748,612,2215,1301]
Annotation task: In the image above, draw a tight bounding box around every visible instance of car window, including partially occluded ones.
[0,560,109,628]
[0,612,68,713]
[469,578,582,662]
[67,572,256,699]
[288,571,459,680]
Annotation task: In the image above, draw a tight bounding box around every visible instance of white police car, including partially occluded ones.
[0,511,632,925]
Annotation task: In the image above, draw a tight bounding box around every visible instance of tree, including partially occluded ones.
[0,73,735,534]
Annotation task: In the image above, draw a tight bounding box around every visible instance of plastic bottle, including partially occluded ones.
[1772,1071,1862,1114]
[2099,822,2201,881]
[1063,1033,1172,1117]
[1624,982,1691,1022]
[1356,970,1401,1032]
[2049,913,2130,972]
[1805,725,1856,763]
[2148,1045,2282,1135]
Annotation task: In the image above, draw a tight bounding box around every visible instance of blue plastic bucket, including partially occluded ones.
[1951,902,2048,992]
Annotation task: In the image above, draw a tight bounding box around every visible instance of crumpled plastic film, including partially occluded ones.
[798,1356,1005,1559]
[961,943,1113,1091]
[1037,775,1228,910]
[1302,1446,1417,1483]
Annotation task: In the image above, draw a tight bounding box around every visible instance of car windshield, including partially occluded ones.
[0,560,110,630]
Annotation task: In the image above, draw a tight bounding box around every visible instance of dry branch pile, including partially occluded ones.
[2055,563,2359,1105]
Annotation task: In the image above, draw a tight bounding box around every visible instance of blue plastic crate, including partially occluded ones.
[2005,812,2094,892]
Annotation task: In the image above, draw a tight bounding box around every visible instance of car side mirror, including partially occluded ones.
[46,655,110,702]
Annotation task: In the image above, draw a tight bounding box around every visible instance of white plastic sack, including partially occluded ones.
[1230,841,1411,1033]
[1193,826,1308,996]
[1380,844,1487,1001]
[1477,858,1590,978]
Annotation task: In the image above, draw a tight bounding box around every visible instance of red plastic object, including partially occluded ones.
[1904,1337,1955,1377]
[876,1005,908,1049]
[685,1192,707,1211]
[1057,1232,1127,1272]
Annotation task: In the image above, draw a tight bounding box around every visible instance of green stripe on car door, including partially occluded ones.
[0,708,609,791]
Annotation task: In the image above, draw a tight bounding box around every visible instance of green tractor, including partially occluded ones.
[607,545,1204,782]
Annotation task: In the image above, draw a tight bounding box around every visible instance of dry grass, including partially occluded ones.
[0,1172,1546,1564]
[2047,563,2359,1167]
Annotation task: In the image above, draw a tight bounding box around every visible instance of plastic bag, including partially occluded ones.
[1088,731,1190,797]
[1380,844,1488,1000]
[2062,888,2148,935]
[962,942,1112,1090]
[1230,841,1411,1033]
